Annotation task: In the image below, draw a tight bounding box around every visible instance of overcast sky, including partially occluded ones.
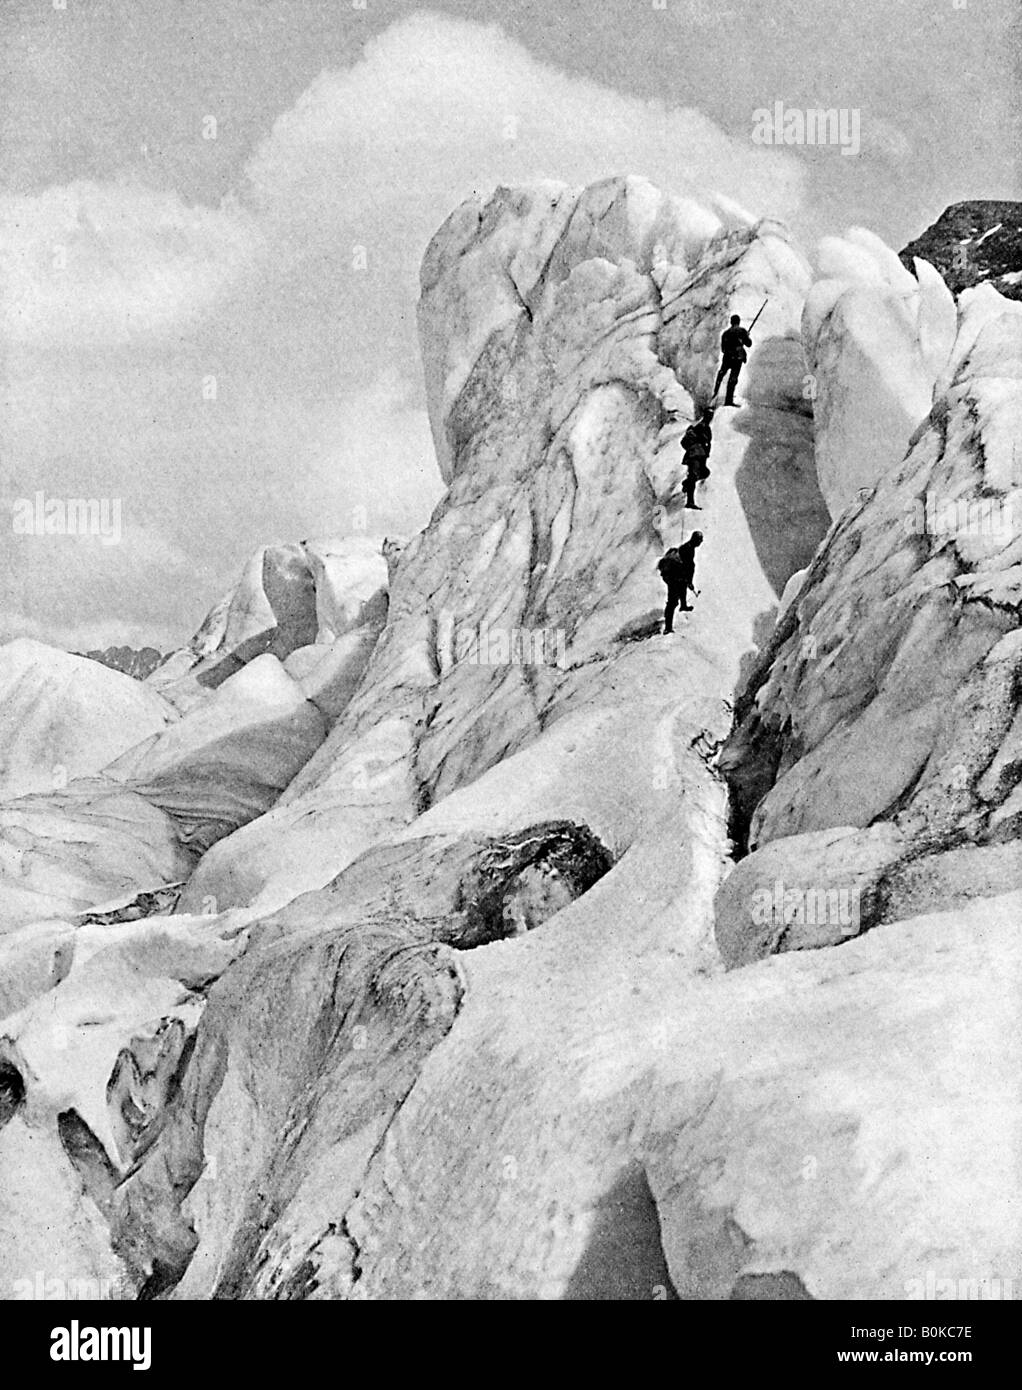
[2,0,1019,650]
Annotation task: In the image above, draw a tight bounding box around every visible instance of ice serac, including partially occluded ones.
[716,295,1022,965]
[0,544,382,934]
[178,174,826,919]
[804,228,958,515]
[146,537,389,713]
[114,176,836,1296]
[331,891,1022,1300]
[105,654,327,855]
[0,904,248,1286]
[0,781,194,931]
[0,654,326,933]
[0,640,174,801]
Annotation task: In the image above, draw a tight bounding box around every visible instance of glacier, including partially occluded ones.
[1,175,1020,1302]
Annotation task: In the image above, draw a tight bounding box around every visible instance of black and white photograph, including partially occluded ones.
[0,0,1019,1351]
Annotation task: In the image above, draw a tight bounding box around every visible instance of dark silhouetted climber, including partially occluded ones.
[714,314,753,406]
[680,408,714,509]
[658,531,703,633]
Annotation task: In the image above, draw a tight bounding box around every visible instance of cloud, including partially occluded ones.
[242,11,806,299]
[0,180,259,346]
[859,116,913,163]
[0,372,439,652]
[3,11,807,362]
[1,513,200,652]
[296,369,445,536]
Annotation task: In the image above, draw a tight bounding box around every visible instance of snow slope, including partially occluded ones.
[0,640,174,802]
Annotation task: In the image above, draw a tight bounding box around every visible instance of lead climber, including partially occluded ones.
[658,531,704,633]
[680,408,714,509]
[713,314,753,406]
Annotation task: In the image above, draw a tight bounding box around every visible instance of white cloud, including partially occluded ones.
[859,116,913,163]
[1,518,199,651]
[298,369,444,534]
[2,11,806,360]
[0,180,259,346]
[242,10,806,298]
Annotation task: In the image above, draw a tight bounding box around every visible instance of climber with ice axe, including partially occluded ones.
[712,299,767,407]
[680,406,714,510]
[658,531,704,633]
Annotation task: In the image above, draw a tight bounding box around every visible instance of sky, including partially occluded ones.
[1,0,1019,650]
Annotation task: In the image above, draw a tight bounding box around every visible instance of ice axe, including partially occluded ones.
[747,297,769,332]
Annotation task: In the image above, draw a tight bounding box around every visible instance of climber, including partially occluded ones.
[680,408,714,510]
[713,314,753,406]
[658,532,704,633]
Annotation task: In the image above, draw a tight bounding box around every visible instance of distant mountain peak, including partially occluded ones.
[900,199,1022,301]
[77,645,166,680]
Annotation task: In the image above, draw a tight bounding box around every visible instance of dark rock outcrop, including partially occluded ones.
[900,200,1022,301]
[79,647,167,681]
